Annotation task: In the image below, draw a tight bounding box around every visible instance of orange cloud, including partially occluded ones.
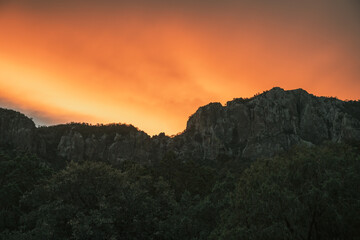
[0,3,359,135]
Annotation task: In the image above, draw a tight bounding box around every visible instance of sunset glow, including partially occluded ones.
[0,1,359,135]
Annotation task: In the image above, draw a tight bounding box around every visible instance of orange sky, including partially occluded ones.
[0,1,359,135]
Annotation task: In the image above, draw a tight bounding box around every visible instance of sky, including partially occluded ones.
[0,0,359,135]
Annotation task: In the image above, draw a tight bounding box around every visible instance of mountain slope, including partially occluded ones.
[177,87,360,161]
[0,87,359,165]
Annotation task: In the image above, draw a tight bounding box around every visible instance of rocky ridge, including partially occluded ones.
[0,87,359,165]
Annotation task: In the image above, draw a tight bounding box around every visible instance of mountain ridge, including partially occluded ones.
[1,87,359,166]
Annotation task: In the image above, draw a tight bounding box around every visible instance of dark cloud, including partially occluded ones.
[0,96,97,126]
[3,0,359,13]
[5,0,359,32]
[0,96,50,125]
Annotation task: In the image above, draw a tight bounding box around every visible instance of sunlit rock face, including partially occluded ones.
[176,87,360,161]
[1,87,359,165]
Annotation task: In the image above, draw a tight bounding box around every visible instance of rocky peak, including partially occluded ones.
[0,88,359,165]
[187,102,223,132]
[179,88,360,161]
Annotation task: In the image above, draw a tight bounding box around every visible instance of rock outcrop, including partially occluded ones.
[175,87,360,161]
[36,123,155,165]
[0,108,36,151]
[1,87,359,165]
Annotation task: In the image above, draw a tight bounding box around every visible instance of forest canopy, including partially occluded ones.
[0,142,359,240]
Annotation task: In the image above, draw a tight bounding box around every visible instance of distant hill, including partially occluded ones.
[1,87,359,166]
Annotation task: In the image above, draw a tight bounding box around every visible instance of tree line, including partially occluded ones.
[0,142,359,239]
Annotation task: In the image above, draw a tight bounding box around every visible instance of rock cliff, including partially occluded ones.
[1,87,359,165]
[177,87,360,161]
[0,108,36,151]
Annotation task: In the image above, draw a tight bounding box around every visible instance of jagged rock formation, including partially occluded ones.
[35,123,156,166]
[176,87,360,161]
[1,87,359,165]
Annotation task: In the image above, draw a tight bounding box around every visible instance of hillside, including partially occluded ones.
[1,87,360,239]
[0,87,359,166]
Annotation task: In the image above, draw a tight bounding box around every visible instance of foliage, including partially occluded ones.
[0,149,52,233]
[153,152,216,199]
[1,143,359,239]
[161,172,236,240]
[213,144,360,240]
[9,161,176,240]
[38,122,140,139]
[343,100,360,121]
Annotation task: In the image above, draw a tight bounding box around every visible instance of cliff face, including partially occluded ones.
[177,88,360,161]
[0,109,36,151]
[1,87,359,164]
[34,124,157,166]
